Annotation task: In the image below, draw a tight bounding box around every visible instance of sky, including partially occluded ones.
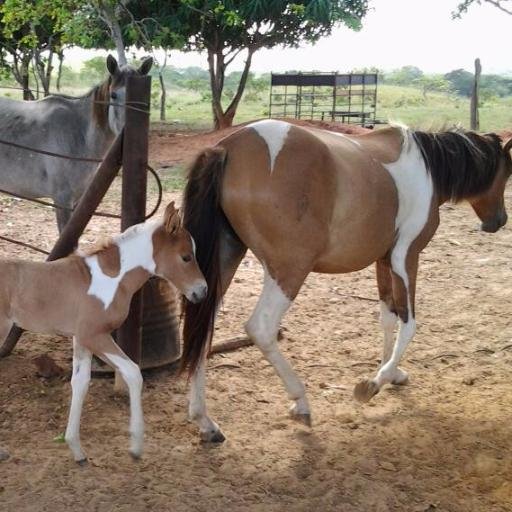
[66,0,512,75]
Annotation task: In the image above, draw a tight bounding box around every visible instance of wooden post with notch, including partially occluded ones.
[116,74,151,365]
[471,58,481,131]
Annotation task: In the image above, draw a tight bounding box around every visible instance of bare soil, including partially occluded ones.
[1,121,512,512]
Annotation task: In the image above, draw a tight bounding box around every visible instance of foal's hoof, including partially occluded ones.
[76,458,88,467]
[200,429,226,444]
[354,379,380,403]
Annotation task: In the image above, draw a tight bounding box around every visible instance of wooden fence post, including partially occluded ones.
[471,58,481,131]
[116,74,151,365]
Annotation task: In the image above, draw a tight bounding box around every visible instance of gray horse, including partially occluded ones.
[0,55,153,232]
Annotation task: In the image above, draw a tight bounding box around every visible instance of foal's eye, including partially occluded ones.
[111,92,118,100]
[182,254,192,263]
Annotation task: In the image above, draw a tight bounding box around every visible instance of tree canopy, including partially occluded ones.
[172,0,370,128]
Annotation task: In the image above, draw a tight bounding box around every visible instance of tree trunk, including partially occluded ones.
[158,53,168,121]
[56,50,64,91]
[98,1,127,65]
[12,52,35,100]
[207,47,255,130]
[34,48,53,96]
[159,73,166,121]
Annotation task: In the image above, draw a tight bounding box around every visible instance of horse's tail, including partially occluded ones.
[180,147,228,376]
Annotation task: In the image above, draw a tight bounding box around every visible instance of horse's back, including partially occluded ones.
[218,120,399,274]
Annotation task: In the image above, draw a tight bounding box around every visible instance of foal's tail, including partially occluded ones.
[180,147,228,376]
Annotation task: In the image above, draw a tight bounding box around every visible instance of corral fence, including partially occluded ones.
[0,75,182,370]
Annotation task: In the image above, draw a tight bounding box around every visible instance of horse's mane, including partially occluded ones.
[412,128,508,202]
[38,76,112,129]
[92,77,112,129]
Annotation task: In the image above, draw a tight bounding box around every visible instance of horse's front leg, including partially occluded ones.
[354,253,419,402]
[189,356,225,442]
[375,258,409,384]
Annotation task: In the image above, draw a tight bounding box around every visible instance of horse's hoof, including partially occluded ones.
[292,413,312,427]
[354,378,380,403]
[200,429,226,443]
[129,450,142,461]
[391,368,409,386]
[76,458,88,467]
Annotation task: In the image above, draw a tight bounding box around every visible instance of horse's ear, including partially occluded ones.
[163,201,181,234]
[138,57,153,76]
[503,137,512,155]
[106,55,119,76]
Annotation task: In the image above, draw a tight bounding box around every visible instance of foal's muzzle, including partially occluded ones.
[187,282,208,304]
[481,210,508,233]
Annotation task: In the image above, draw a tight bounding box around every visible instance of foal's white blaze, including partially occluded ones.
[245,268,309,415]
[248,119,291,173]
[85,220,160,309]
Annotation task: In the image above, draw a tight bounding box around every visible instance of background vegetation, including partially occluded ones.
[1,59,509,132]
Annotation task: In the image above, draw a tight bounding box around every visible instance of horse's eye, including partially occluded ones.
[182,254,192,263]
[111,92,117,100]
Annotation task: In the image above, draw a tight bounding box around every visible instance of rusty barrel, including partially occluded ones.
[92,276,180,373]
[139,276,181,368]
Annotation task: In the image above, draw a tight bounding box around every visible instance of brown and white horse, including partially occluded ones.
[0,203,206,463]
[181,120,512,442]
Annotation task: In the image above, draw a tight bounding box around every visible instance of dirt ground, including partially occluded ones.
[1,122,512,512]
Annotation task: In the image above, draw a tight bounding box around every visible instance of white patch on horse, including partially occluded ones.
[248,119,291,173]
[383,130,433,292]
[191,237,196,256]
[85,220,160,309]
[379,300,397,365]
[245,268,310,416]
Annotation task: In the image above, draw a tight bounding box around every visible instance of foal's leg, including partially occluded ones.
[189,228,246,442]
[93,334,144,459]
[65,337,92,464]
[354,253,419,402]
[245,268,310,424]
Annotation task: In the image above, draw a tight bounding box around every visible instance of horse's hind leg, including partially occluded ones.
[245,268,310,424]
[189,226,246,442]
[65,337,92,464]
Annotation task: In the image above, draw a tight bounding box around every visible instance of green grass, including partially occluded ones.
[2,81,510,133]
[150,83,512,133]
[149,164,187,193]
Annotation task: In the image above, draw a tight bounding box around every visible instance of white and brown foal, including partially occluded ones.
[181,120,512,442]
[0,203,206,463]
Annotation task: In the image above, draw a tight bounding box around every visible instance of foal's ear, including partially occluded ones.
[163,201,181,234]
[138,57,153,76]
[106,55,119,76]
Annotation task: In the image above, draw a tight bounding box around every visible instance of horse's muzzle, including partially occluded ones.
[481,210,508,233]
